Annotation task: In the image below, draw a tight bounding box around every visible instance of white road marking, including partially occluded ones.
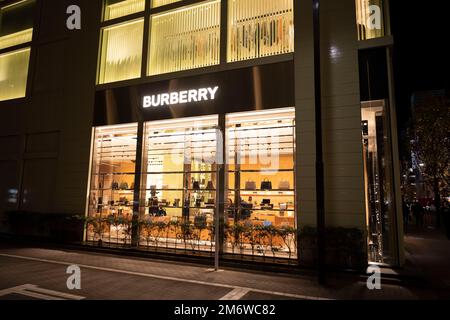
[0,284,85,300]
[0,253,331,300]
[219,288,250,300]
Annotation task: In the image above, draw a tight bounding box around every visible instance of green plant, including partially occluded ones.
[242,222,257,256]
[179,220,194,252]
[207,222,215,252]
[166,220,179,249]
[254,225,268,258]
[277,225,297,260]
[228,223,247,254]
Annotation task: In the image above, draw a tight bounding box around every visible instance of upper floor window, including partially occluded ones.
[227,0,294,62]
[148,0,221,76]
[0,0,35,101]
[151,0,181,8]
[103,0,145,21]
[356,0,385,40]
[98,19,144,84]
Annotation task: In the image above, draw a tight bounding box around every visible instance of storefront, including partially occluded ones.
[88,61,299,263]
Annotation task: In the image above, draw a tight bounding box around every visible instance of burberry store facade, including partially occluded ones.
[0,0,404,268]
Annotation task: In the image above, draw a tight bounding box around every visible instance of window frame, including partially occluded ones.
[0,0,38,104]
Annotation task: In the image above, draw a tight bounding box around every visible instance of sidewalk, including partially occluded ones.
[0,242,440,300]
[404,224,450,298]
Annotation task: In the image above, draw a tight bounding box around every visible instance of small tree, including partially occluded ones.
[277,225,297,261]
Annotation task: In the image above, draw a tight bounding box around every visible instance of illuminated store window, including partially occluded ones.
[152,0,181,8]
[0,0,35,101]
[225,108,297,260]
[148,0,221,76]
[87,124,138,245]
[103,0,145,21]
[361,100,396,264]
[98,19,144,84]
[228,0,294,63]
[139,116,219,252]
[356,0,385,40]
[0,48,31,101]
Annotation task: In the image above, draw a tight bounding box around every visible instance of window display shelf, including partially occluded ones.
[93,189,134,192]
[229,190,295,195]
[93,172,136,176]
[145,171,216,174]
[96,204,134,208]
[227,169,294,173]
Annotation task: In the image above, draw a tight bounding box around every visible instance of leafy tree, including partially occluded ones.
[410,94,450,226]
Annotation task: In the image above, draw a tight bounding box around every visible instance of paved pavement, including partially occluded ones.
[0,243,440,300]
[404,225,450,298]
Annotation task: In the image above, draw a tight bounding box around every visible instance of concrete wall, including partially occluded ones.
[0,0,101,215]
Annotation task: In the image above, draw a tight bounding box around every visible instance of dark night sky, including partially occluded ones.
[390,1,450,130]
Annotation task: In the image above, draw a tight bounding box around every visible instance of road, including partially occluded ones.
[0,244,440,300]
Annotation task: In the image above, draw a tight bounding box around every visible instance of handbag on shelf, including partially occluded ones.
[192,181,200,190]
[111,182,119,190]
[260,179,272,190]
[279,203,288,211]
[245,180,256,190]
[119,182,129,190]
[156,207,167,217]
[206,181,214,190]
[162,184,169,190]
[194,214,207,229]
[173,198,181,207]
[278,180,291,190]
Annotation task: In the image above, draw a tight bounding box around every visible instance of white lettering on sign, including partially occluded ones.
[143,86,219,108]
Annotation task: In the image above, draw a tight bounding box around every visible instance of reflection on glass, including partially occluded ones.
[104,0,145,21]
[87,124,138,245]
[0,48,30,101]
[225,108,297,260]
[140,115,219,252]
[98,19,144,84]
[152,0,181,8]
[356,0,385,40]
[148,0,221,76]
[361,100,396,264]
[228,0,294,62]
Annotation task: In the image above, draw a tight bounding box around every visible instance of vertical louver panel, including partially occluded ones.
[227,0,294,62]
[152,0,181,8]
[98,19,144,84]
[148,0,221,76]
[104,0,145,21]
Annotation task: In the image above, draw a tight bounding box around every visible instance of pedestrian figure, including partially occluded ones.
[412,201,424,229]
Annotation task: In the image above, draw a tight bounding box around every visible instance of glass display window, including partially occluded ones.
[139,115,219,252]
[87,123,138,244]
[225,108,297,259]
